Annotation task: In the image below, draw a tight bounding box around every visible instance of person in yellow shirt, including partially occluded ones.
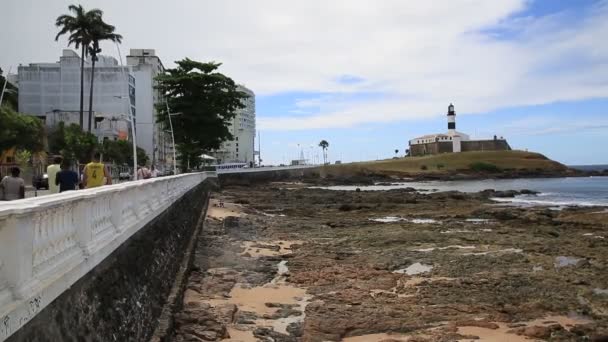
[83,152,112,188]
[47,156,62,194]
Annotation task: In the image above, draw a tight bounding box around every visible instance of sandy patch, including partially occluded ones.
[343,332,425,341]
[458,315,593,341]
[224,327,255,342]
[241,240,303,258]
[458,323,530,342]
[207,199,245,220]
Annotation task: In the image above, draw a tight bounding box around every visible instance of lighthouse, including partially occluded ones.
[447,103,456,134]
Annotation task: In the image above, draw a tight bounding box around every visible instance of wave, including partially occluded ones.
[491,196,607,207]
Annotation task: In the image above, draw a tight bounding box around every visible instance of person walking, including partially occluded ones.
[137,165,151,180]
[150,165,159,178]
[0,167,25,200]
[83,152,112,188]
[55,160,79,193]
[47,156,62,194]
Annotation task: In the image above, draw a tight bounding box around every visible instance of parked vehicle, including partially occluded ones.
[33,173,49,190]
[118,172,132,181]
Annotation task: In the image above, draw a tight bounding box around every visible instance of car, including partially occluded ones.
[119,172,132,181]
[33,173,49,190]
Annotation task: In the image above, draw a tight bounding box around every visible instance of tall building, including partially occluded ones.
[211,85,256,164]
[17,49,134,141]
[126,49,171,170]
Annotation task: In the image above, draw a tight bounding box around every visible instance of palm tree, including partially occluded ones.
[55,4,102,130]
[319,140,329,165]
[394,149,399,156]
[86,21,122,132]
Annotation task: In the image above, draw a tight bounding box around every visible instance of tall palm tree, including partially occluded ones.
[319,140,329,165]
[55,4,102,130]
[86,21,122,132]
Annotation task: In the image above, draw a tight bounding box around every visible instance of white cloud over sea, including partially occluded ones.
[2,0,608,131]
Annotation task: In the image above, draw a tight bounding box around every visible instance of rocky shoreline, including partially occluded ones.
[170,183,608,341]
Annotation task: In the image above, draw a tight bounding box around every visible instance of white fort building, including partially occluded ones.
[408,104,510,156]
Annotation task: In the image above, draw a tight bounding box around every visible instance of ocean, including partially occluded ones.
[319,176,608,207]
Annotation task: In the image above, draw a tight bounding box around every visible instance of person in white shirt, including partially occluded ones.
[47,156,62,194]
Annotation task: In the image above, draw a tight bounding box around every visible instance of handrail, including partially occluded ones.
[0,172,215,341]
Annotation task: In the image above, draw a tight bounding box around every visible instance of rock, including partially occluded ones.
[493,190,519,198]
[509,324,564,339]
[455,320,499,329]
[520,189,539,195]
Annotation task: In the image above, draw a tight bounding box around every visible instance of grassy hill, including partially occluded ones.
[322,150,569,177]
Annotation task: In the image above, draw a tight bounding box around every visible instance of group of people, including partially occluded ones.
[1,151,162,201]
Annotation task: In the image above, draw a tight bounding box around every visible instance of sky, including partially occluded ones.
[1,0,607,165]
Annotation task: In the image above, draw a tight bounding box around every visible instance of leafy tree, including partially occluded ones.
[86,20,122,132]
[394,149,399,156]
[0,106,44,153]
[0,68,18,111]
[55,4,103,130]
[319,140,329,165]
[155,59,248,171]
[48,121,68,154]
[62,123,99,163]
[102,140,148,166]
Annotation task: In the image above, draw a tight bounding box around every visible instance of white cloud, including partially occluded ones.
[2,0,607,131]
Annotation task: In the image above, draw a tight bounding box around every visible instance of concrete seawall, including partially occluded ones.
[218,167,321,186]
[6,179,217,342]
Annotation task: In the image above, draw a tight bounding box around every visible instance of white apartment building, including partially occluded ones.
[17,49,171,169]
[211,85,256,165]
[18,49,135,141]
[126,49,171,171]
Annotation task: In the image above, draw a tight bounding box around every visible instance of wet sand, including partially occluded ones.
[170,185,608,341]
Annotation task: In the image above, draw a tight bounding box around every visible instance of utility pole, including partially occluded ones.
[0,66,12,106]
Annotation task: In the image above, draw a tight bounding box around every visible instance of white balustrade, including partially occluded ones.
[0,172,215,341]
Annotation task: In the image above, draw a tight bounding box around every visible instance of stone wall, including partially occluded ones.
[218,167,320,186]
[461,140,511,152]
[409,140,510,156]
[409,141,453,156]
[6,179,217,342]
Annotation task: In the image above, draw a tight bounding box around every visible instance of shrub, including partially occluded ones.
[436,163,445,170]
[470,162,500,173]
[420,165,428,170]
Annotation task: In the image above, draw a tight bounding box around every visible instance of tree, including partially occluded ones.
[0,68,18,111]
[394,149,399,156]
[156,59,248,171]
[86,20,122,132]
[48,121,68,155]
[62,123,99,163]
[0,106,44,153]
[319,140,329,165]
[102,140,148,166]
[55,4,103,130]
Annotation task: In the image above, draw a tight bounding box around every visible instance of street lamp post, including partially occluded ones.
[0,66,12,106]
[164,100,179,175]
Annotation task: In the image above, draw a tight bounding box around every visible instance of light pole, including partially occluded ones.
[0,66,12,106]
[164,100,179,175]
[114,43,137,180]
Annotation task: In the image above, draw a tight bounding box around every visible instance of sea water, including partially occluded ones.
[318,176,608,207]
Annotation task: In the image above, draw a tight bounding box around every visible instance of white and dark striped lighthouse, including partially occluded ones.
[447,103,456,134]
